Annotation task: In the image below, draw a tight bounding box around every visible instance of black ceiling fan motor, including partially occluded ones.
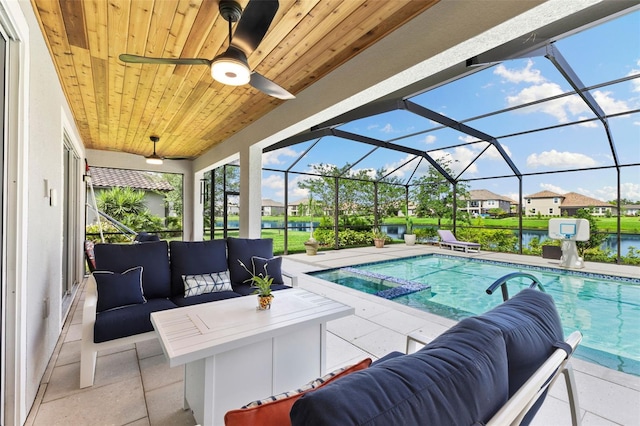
[219,0,242,23]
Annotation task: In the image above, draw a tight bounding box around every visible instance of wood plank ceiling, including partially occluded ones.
[30,0,438,160]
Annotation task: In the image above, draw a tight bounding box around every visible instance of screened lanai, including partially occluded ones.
[205,8,639,263]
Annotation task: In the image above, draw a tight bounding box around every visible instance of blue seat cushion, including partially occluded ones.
[290,316,509,426]
[479,289,564,394]
[231,283,292,296]
[93,298,177,343]
[371,350,404,366]
[170,291,242,307]
[478,288,565,425]
[94,241,172,299]
[226,237,274,285]
[169,240,229,297]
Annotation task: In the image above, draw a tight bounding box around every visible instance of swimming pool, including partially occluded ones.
[310,254,640,376]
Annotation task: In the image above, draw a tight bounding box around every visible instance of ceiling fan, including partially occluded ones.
[119,0,294,100]
[145,136,190,164]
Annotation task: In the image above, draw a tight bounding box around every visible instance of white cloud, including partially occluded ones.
[262,173,283,190]
[594,182,640,202]
[458,135,479,143]
[262,147,299,166]
[576,116,598,128]
[506,82,589,123]
[540,183,567,194]
[526,150,598,168]
[429,147,478,175]
[592,90,631,114]
[494,59,546,84]
[628,60,640,93]
[382,154,422,180]
[423,135,437,144]
[381,123,394,133]
[483,143,512,160]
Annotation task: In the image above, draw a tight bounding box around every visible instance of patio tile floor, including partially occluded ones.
[26,244,640,425]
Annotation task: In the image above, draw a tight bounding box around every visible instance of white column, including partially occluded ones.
[190,170,204,241]
[239,144,262,238]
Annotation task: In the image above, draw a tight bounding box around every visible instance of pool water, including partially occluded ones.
[310,254,640,376]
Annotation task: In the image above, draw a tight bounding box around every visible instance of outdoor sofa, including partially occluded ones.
[80,237,297,388]
[224,289,581,426]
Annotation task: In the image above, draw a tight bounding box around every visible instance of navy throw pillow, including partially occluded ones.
[227,237,273,284]
[93,267,146,312]
[94,241,171,299]
[251,256,284,285]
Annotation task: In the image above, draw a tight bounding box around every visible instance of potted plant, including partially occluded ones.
[371,227,386,248]
[304,197,319,255]
[238,259,274,310]
[404,216,416,246]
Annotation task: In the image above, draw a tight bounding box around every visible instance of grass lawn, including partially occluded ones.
[381,215,640,233]
[209,228,315,254]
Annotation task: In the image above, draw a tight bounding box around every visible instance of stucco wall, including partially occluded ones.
[18,0,86,417]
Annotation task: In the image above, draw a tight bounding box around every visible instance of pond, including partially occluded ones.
[216,221,639,253]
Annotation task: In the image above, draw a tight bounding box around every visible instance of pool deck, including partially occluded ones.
[27,245,639,425]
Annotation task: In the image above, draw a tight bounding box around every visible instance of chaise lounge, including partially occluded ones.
[438,229,481,253]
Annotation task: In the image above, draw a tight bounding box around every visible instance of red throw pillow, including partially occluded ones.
[224,358,372,426]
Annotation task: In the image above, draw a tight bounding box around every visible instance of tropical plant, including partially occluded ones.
[238,259,273,297]
[405,216,414,234]
[412,158,469,227]
[371,227,386,240]
[574,208,608,256]
[97,186,147,219]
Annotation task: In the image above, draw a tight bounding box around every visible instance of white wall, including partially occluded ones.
[17,0,86,418]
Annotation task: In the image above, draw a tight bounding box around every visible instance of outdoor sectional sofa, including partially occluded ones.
[80,237,297,388]
[224,289,581,426]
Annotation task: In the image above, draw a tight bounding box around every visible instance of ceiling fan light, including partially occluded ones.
[146,155,163,165]
[211,50,251,86]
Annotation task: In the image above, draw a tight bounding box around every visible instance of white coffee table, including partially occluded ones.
[150,288,354,426]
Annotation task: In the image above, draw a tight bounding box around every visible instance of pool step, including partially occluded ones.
[340,267,431,300]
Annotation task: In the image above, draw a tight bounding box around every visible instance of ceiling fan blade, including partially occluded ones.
[119,54,211,66]
[250,72,295,100]
[231,0,279,56]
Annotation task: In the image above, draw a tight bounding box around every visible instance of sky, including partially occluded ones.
[259,9,640,205]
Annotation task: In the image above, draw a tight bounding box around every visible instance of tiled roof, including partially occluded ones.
[561,192,611,208]
[289,198,309,206]
[465,189,515,203]
[525,190,563,199]
[262,198,284,207]
[89,167,174,192]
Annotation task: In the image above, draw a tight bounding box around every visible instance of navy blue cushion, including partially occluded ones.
[290,316,509,426]
[169,240,229,297]
[251,256,284,284]
[94,241,171,299]
[93,267,146,312]
[93,298,177,343]
[371,351,404,366]
[226,238,273,285]
[170,291,242,307]
[478,288,565,425]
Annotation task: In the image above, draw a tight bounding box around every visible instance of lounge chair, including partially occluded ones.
[437,230,480,253]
